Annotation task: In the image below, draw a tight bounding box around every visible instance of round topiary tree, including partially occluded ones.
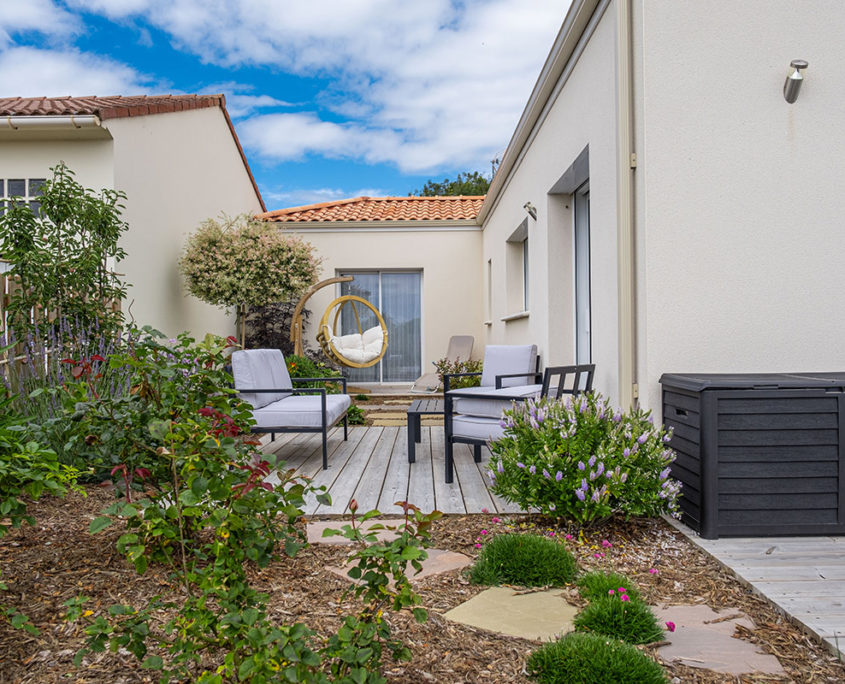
[179,214,321,345]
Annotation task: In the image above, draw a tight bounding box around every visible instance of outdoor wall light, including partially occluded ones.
[523,201,537,220]
[783,60,808,103]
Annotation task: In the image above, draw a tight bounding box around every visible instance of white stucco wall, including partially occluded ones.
[636,0,845,413]
[286,226,484,378]
[0,136,114,193]
[105,107,263,338]
[481,3,622,404]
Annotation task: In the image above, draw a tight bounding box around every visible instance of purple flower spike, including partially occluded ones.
[623,447,631,458]
[613,411,622,422]
[543,469,551,479]
[529,465,537,475]
[497,460,504,473]
[516,461,526,469]
[588,455,596,468]
[555,471,563,481]
[638,433,649,445]
[577,461,585,471]
[575,488,586,501]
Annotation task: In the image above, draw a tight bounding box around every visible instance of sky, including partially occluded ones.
[1,0,572,209]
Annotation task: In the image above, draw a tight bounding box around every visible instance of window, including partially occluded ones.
[485,258,493,324]
[522,236,529,310]
[505,219,529,316]
[339,271,422,383]
[0,177,46,216]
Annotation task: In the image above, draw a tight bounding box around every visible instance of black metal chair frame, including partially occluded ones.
[442,364,595,483]
[236,376,349,470]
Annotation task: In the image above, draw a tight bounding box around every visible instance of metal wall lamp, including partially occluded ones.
[523,202,537,220]
[784,60,808,103]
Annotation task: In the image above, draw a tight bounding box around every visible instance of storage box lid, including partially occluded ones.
[659,372,845,392]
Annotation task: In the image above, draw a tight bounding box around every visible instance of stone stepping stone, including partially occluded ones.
[654,604,786,675]
[306,519,402,545]
[371,419,407,426]
[326,548,472,584]
[444,587,578,642]
[367,412,408,419]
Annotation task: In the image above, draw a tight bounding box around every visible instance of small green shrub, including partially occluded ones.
[347,404,366,425]
[489,393,681,523]
[577,571,641,603]
[285,353,342,391]
[434,357,483,390]
[469,533,577,587]
[354,393,370,401]
[574,594,664,645]
[527,632,667,684]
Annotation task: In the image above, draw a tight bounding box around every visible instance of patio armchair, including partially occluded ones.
[444,362,596,483]
[442,344,540,483]
[231,349,351,470]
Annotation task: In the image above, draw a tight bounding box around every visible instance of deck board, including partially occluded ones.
[268,426,515,516]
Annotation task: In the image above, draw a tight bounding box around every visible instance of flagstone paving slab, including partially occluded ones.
[326,548,471,584]
[444,587,578,642]
[306,519,403,545]
[654,604,786,675]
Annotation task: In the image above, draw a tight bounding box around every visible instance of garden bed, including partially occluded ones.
[1,487,844,683]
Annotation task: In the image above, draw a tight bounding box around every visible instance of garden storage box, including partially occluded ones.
[660,373,845,539]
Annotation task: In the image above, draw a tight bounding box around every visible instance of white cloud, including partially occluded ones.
[263,186,387,209]
[206,82,294,118]
[0,46,153,97]
[0,0,79,46]
[63,0,572,172]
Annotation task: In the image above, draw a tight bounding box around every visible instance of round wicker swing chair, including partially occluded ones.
[316,295,388,369]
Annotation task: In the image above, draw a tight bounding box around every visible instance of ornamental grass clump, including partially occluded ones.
[526,632,667,684]
[574,591,664,645]
[488,392,681,524]
[577,570,641,603]
[468,533,577,587]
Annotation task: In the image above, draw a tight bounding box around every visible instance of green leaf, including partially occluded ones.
[238,657,256,679]
[316,492,332,505]
[401,546,421,561]
[141,655,163,670]
[88,516,113,534]
[178,490,200,506]
[412,607,428,623]
[190,476,209,498]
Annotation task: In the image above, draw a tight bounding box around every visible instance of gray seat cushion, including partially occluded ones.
[480,344,538,388]
[252,394,352,429]
[232,349,293,409]
[453,384,542,419]
[452,415,506,442]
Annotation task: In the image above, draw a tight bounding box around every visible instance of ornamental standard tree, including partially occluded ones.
[179,215,321,345]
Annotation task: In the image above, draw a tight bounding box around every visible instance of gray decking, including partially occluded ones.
[260,425,521,516]
[668,519,845,656]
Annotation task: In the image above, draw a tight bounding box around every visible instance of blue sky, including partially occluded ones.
[1,0,571,209]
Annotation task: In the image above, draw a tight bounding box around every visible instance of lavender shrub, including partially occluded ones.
[488,392,681,524]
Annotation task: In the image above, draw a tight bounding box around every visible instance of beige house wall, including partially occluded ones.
[286,226,484,377]
[635,0,845,414]
[105,107,263,338]
[0,137,115,191]
[480,3,622,405]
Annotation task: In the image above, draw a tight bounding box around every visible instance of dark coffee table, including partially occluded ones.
[407,398,444,463]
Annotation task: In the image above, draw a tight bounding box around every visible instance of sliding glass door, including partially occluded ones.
[339,271,422,383]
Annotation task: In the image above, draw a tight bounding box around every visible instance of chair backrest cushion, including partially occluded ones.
[480,344,538,388]
[231,349,293,409]
[446,335,474,362]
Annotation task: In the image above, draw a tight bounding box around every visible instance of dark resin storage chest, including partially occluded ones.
[660,373,845,539]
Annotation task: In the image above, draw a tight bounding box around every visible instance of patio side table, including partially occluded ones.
[407,398,444,463]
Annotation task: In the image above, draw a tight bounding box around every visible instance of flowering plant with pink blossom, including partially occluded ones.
[487,392,681,524]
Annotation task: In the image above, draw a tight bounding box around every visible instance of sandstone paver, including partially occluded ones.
[654,604,786,675]
[444,587,577,641]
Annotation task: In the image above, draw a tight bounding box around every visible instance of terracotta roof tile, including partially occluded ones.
[0,94,225,120]
[0,94,266,212]
[258,196,484,223]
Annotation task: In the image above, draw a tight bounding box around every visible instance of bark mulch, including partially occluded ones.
[1,487,844,683]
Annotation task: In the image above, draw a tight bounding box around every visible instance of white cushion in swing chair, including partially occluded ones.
[330,325,384,365]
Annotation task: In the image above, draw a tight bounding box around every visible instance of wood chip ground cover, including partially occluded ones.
[1,487,843,683]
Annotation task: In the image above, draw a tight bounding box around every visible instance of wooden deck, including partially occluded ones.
[668,519,845,656]
[260,425,522,516]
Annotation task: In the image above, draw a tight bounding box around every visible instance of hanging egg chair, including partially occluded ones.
[316,295,388,369]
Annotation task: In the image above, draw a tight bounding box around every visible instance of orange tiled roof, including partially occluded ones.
[0,94,225,119]
[258,196,484,223]
[0,94,265,211]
